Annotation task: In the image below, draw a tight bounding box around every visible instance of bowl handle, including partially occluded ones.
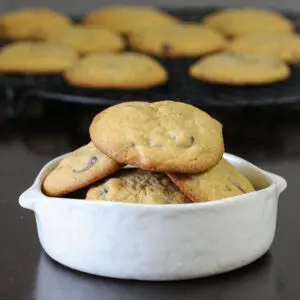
[271,173,287,195]
[19,188,39,211]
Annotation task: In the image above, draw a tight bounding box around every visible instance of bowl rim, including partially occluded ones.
[19,152,285,211]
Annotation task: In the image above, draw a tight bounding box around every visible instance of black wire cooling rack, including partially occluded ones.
[2,6,300,110]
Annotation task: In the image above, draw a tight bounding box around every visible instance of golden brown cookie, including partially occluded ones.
[168,158,255,202]
[44,25,125,55]
[0,7,73,40]
[0,42,78,73]
[82,5,179,34]
[227,33,300,64]
[86,168,188,204]
[189,52,290,85]
[43,142,122,197]
[64,53,167,89]
[89,101,224,173]
[129,23,227,57]
[203,8,294,37]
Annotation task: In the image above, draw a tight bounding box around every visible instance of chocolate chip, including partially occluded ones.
[162,43,173,56]
[225,185,233,191]
[126,143,136,148]
[189,136,195,146]
[230,181,246,193]
[73,156,98,173]
[100,188,108,196]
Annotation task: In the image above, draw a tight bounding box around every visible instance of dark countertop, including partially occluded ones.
[1,99,300,300]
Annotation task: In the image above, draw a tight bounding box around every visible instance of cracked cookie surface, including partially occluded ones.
[86,168,188,204]
[89,101,224,173]
[43,142,121,196]
[168,158,255,202]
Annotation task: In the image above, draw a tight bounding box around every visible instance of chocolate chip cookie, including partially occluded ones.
[129,23,227,57]
[168,158,255,202]
[0,42,78,73]
[227,33,300,64]
[89,101,224,173]
[64,53,167,89]
[44,25,125,55]
[0,7,73,40]
[189,52,290,85]
[86,168,188,204]
[204,8,294,37]
[82,5,178,35]
[43,142,122,197]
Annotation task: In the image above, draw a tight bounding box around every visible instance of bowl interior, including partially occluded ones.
[38,153,272,201]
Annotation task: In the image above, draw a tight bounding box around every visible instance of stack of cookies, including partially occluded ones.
[1,5,297,88]
[43,101,255,204]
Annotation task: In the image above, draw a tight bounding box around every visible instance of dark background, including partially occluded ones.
[1,0,300,14]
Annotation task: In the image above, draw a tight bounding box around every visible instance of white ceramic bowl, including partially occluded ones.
[19,153,287,281]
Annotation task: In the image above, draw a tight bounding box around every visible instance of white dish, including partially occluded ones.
[19,153,287,281]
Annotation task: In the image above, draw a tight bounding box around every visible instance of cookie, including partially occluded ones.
[0,7,73,40]
[64,53,167,89]
[82,5,178,35]
[203,8,294,38]
[227,33,300,64]
[168,158,255,202]
[44,25,125,55]
[189,52,290,85]
[129,23,227,57]
[43,142,122,197]
[89,101,224,173]
[86,168,188,204]
[0,42,78,73]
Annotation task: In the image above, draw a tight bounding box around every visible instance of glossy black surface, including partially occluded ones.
[1,99,299,300]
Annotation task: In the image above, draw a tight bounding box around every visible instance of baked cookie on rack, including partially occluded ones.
[0,42,78,73]
[64,53,168,89]
[0,7,73,40]
[82,5,179,34]
[227,33,300,64]
[44,26,125,55]
[203,7,294,37]
[129,23,227,57]
[189,52,290,85]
